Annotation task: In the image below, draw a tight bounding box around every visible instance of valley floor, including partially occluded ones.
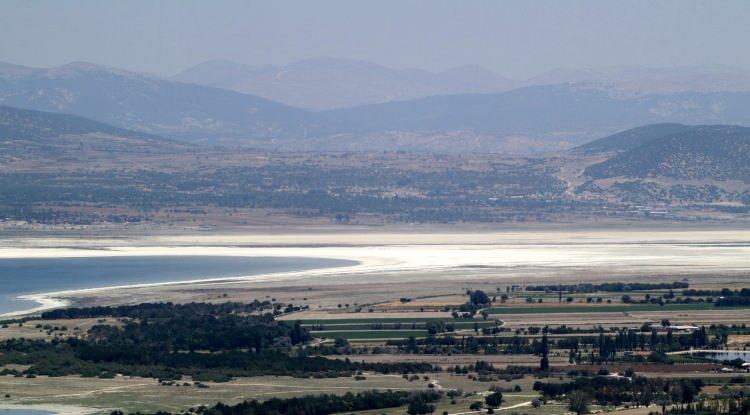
[2,225,750,414]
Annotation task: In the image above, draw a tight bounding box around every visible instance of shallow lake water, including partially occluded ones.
[699,351,750,362]
[0,255,355,314]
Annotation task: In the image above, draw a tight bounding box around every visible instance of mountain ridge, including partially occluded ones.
[0,61,326,141]
[322,85,750,139]
[575,123,694,153]
[174,59,750,109]
[5,61,750,153]
[172,57,516,110]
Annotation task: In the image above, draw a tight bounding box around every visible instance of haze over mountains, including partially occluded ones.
[0,61,322,142]
[172,58,516,110]
[176,58,750,109]
[2,59,750,153]
[3,102,749,223]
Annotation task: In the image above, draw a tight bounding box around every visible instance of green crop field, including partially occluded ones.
[291,317,490,325]
[485,303,720,314]
[311,329,428,339]
[300,321,497,330]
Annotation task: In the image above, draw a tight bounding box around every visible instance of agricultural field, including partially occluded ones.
[485,303,719,314]
[3,239,750,415]
[289,317,500,340]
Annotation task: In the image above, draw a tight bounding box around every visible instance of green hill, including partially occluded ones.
[576,123,692,153]
[585,125,750,181]
[0,105,183,160]
[0,105,164,141]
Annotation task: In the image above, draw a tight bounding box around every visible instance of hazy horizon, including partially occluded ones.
[5,56,750,83]
[2,0,750,79]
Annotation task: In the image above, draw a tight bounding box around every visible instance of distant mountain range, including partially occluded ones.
[3,61,750,153]
[321,85,750,152]
[326,85,686,135]
[0,61,324,141]
[526,65,750,95]
[172,57,516,110]
[175,58,750,110]
[584,124,750,181]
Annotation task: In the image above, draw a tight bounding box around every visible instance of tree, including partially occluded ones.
[469,401,483,410]
[656,392,672,414]
[485,391,503,408]
[540,355,549,371]
[540,333,550,370]
[408,398,435,415]
[469,290,491,305]
[541,334,550,356]
[568,391,590,415]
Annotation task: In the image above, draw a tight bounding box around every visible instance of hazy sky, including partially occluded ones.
[1,0,749,78]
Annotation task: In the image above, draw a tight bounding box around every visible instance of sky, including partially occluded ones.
[1,0,749,79]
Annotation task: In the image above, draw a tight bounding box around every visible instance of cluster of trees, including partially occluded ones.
[525,282,689,293]
[683,288,750,297]
[116,390,443,415]
[573,327,712,362]
[385,334,560,355]
[447,362,537,381]
[715,296,750,307]
[67,303,308,354]
[1,302,438,381]
[381,325,715,359]
[1,338,439,381]
[662,395,750,414]
[40,301,275,320]
[534,375,702,409]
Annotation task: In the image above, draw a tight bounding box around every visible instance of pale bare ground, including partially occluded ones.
[2,226,749,321]
[1,226,748,414]
[0,372,486,414]
[610,405,665,415]
[0,318,120,341]
[727,334,750,347]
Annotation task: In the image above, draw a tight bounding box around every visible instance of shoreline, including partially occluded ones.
[2,228,750,318]
[0,250,372,318]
